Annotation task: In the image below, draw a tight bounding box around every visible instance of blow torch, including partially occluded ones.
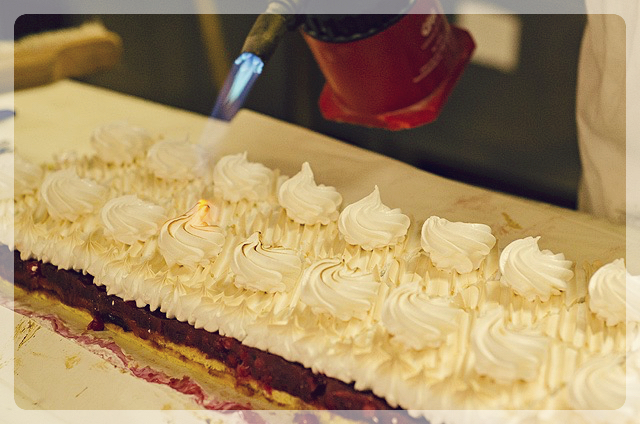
[212,0,474,130]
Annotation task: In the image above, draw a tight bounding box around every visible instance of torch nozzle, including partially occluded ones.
[211,2,305,121]
[240,13,297,63]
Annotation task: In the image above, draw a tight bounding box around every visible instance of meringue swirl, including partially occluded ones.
[499,236,574,301]
[568,355,626,410]
[101,195,167,245]
[14,154,43,197]
[381,282,464,349]
[471,306,549,383]
[300,258,380,321]
[91,121,153,164]
[40,168,107,221]
[338,186,410,250]
[588,259,640,326]
[231,232,302,293]
[628,272,640,324]
[213,152,274,202]
[158,201,225,267]
[0,154,13,200]
[421,216,496,273]
[277,162,342,225]
[146,137,210,180]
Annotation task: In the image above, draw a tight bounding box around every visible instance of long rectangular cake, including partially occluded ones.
[3,116,640,424]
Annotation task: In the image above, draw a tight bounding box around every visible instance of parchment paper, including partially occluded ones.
[3,80,627,420]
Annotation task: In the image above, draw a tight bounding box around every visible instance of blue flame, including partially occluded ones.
[0,109,14,122]
[211,53,264,121]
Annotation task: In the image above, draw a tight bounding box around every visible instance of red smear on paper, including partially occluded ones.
[12,306,251,412]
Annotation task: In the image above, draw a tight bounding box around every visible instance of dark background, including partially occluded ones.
[15,12,586,209]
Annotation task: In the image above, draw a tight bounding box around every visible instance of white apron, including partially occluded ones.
[576,1,638,226]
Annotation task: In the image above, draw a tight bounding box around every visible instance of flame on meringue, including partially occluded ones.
[158,200,225,267]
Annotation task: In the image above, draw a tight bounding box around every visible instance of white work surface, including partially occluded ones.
[1,80,628,422]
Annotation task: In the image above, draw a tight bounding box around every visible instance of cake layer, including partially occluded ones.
[4,245,417,422]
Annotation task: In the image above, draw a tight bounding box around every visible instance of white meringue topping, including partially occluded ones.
[40,168,107,221]
[158,201,225,267]
[11,121,636,422]
[0,153,13,201]
[499,236,574,301]
[471,306,549,383]
[568,355,626,411]
[278,162,342,225]
[588,259,640,326]
[231,232,302,293]
[300,258,380,321]
[338,186,410,250]
[101,195,167,245]
[91,121,153,164]
[381,282,465,349]
[213,152,274,202]
[421,216,496,273]
[13,154,43,197]
[147,137,210,180]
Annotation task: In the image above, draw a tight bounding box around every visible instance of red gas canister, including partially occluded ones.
[301,0,475,130]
